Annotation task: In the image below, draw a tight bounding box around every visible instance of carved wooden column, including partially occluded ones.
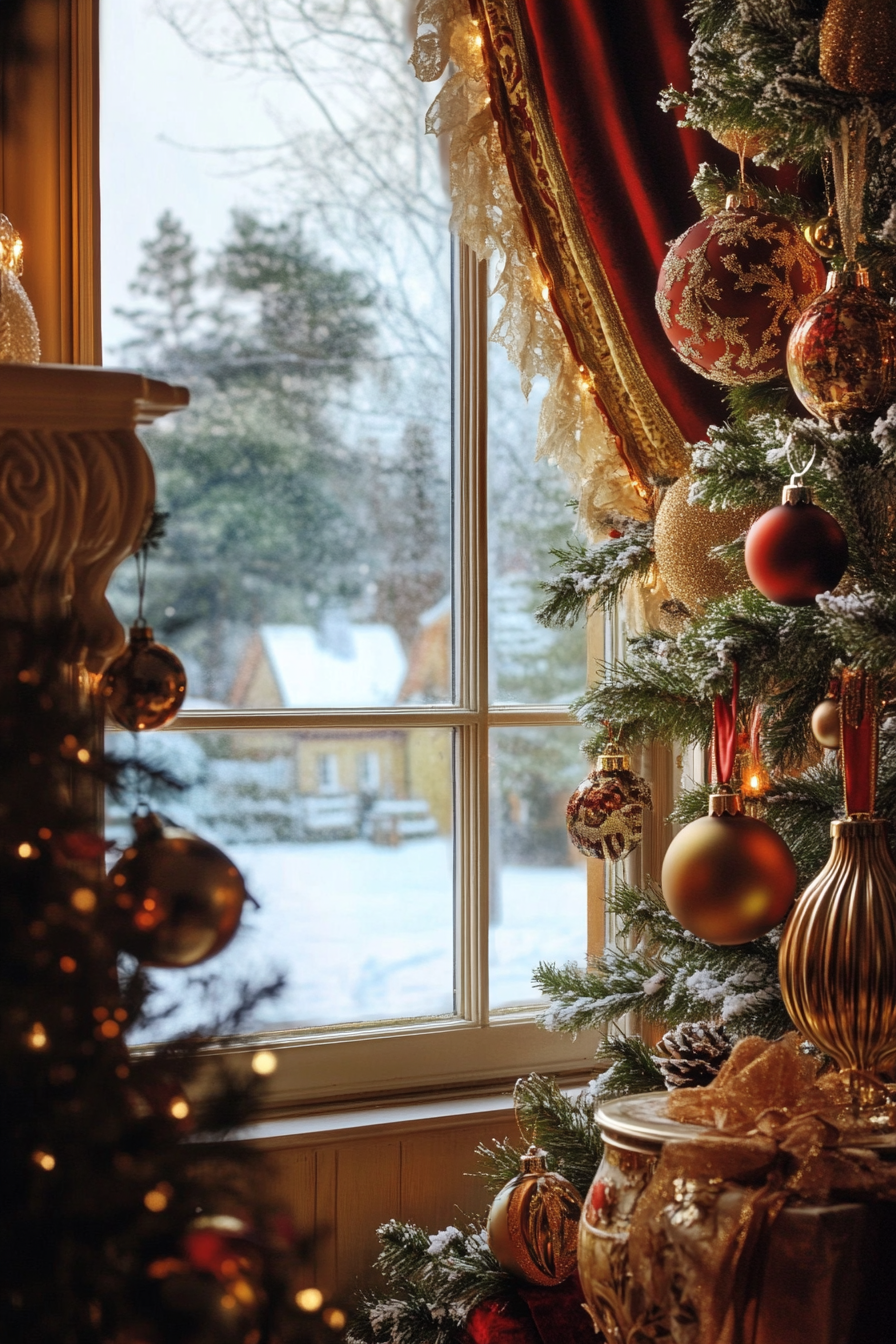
[0,363,187,670]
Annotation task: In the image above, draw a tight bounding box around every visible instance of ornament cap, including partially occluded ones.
[825,266,870,291]
[519,1145,549,1174]
[596,744,630,772]
[831,816,886,837]
[707,787,744,817]
[128,621,154,642]
[781,483,812,506]
[724,188,759,211]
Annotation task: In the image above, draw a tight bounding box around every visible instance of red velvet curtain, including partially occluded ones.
[516,0,734,446]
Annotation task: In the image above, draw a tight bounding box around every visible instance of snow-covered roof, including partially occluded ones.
[260,623,407,708]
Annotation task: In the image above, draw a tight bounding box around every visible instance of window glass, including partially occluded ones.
[108,728,455,1037]
[101,0,453,708]
[489,725,587,1010]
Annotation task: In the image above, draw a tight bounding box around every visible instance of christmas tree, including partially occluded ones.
[350,2,896,1339]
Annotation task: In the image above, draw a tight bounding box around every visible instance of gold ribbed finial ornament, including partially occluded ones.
[819,0,896,94]
[653,476,758,614]
[779,669,896,1077]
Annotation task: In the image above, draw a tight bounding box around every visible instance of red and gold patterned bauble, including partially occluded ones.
[108,812,247,968]
[661,789,798,945]
[101,623,186,732]
[786,269,896,428]
[811,695,841,748]
[744,483,849,606]
[486,1146,582,1286]
[656,192,826,386]
[566,745,652,863]
[819,0,896,94]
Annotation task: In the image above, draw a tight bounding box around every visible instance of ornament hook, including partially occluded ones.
[784,435,817,487]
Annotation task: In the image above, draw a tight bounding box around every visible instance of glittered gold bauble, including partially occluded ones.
[819,0,896,94]
[787,269,896,428]
[811,696,841,748]
[566,745,652,863]
[0,214,39,363]
[655,194,826,385]
[803,212,841,260]
[779,818,896,1073]
[486,1146,582,1286]
[712,127,775,160]
[653,476,757,614]
[101,623,187,731]
[661,790,798,945]
[108,812,247,968]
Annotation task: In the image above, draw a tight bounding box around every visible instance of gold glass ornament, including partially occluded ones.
[779,818,896,1075]
[819,0,896,94]
[101,623,187,731]
[661,787,798,945]
[486,1146,582,1286]
[803,211,841,260]
[108,812,247,968]
[811,696,841,748]
[0,214,39,363]
[653,476,757,614]
[566,743,652,862]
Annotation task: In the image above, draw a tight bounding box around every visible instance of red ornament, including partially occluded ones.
[656,192,825,386]
[786,268,896,427]
[744,482,848,606]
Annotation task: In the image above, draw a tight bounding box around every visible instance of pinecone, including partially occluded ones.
[654,1022,733,1090]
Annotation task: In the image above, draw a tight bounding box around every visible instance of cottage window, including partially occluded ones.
[90,0,603,1104]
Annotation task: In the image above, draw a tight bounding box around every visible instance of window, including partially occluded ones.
[99,0,599,1104]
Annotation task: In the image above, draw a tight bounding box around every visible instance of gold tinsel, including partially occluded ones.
[653,477,757,614]
[819,0,896,95]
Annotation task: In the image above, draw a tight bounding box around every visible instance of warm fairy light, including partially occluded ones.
[113,874,127,887]
[221,1294,237,1310]
[76,748,90,763]
[475,33,482,45]
[99,1020,120,1039]
[541,285,549,300]
[71,887,96,913]
[17,843,34,858]
[32,1151,56,1171]
[231,1280,256,1306]
[169,1097,190,1120]
[113,1007,128,1022]
[59,956,76,973]
[296,1288,324,1312]
[26,1023,48,1050]
[38,827,51,840]
[251,1050,278,1076]
[115,1064,130,1079]
[750,774,760,789]
[324,1308,347,1330]
[144,1187,169,1212]
[93,1006,108,1021]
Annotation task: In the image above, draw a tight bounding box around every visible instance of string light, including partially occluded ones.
[296,1288,324,1312]
[323,1308,347,1329]
[59,956,76,973]
[144,1185,171,1212]
[26,1023,48,1050]
[251,1050,277,1076]
[17,842,35,858]
[169,1097,190,1120]
[70,888,96,913]
[32,1150,55,1171]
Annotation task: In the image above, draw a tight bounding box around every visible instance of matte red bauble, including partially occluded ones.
[811,696,841,749]
[661,791,797,945]
[786,269,896,427]
[656,193,826,386]
[100,623,187,731]
[108,812,247,968]
[744,485,848,606]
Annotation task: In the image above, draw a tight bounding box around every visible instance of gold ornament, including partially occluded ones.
[486,1146,582,1286]
[811,696,841,748]
[803,211,841,259]
[0,214,39,363]
[566,743,652,862]
[819,0,896,94]
[101,623,187,732]
[779,817,896,1074]
[108,812,247,968]
[653,477,757,614]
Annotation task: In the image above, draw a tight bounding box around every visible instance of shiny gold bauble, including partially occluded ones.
[779,818,896,1073]
[661,792,798,945]
[486,1146,582,1286]
[108,812,247,968]
[713,127,775,160]
[653,477,758,614]
[803,212,841,260]
[819,0,896,93]
[811,696,841,749]
[101,623,186,731]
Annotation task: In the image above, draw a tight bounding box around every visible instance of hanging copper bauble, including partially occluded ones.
[661,788,798,945]
[779,818,896,1074]
[566,745,652,863]
[653,476,757,614]
[819,0,896,94]
[486,1146,582,1286]
[101,623,187,732]
[656,192,826,386]
[811,696,841,748]
[108,813,247,968]
[744,483,849,606]
[786,268,896,429]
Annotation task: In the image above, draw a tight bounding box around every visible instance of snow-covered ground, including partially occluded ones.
[131,837,586,1040]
